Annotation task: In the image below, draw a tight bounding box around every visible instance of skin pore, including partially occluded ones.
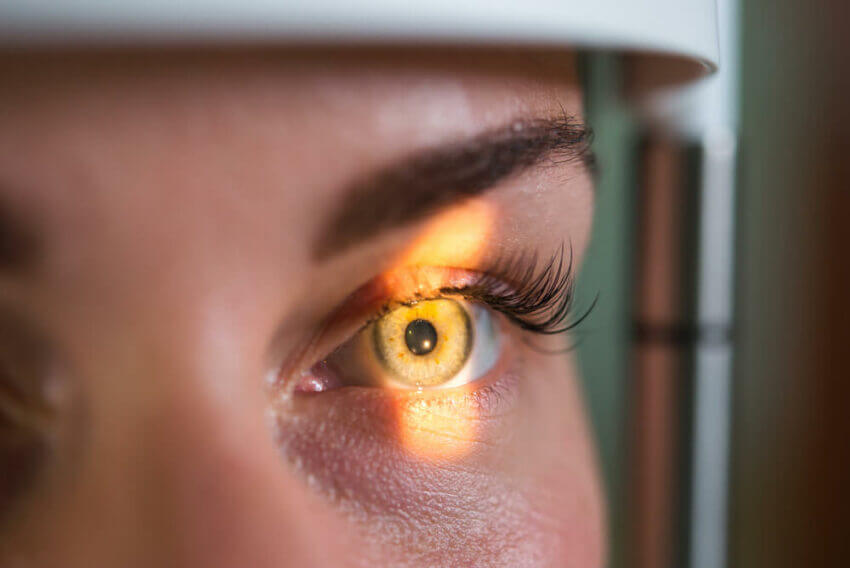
[0,49,603,567]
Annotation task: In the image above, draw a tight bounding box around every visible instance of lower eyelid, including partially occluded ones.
[276,357,522,466]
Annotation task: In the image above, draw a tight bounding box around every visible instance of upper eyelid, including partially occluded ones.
[328,246,581,343]
[362,288,482,330]
[453,245,587,335]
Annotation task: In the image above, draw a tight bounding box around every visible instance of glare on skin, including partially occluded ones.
[387,199,495,460]
[395,199,497,268]
[0,50,604,567]
[396,386,481,461]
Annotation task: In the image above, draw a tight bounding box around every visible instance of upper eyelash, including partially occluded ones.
[440,244,596,335]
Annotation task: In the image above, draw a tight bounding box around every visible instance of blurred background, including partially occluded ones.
[576,0,849,567]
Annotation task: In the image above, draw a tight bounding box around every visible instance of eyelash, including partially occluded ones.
[440,244,590,336]
[310,244,593,370]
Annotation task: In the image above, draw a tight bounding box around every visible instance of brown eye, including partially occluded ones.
[0,312,68,521]
[372,299,474,388]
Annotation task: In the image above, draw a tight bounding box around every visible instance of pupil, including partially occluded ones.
[405,319,438,356]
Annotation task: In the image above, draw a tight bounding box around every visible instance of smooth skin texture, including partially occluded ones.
[0,49,603,567]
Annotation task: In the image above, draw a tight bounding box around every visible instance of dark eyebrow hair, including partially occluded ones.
[312,115,593,260]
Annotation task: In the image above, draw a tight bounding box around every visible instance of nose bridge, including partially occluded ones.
[76,307,347,568]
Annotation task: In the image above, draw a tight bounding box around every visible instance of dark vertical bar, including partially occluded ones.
[629,135,701,568]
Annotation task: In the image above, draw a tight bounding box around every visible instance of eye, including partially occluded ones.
[296,297,502,392]
[286,250,580,395]
[373,298,500,389]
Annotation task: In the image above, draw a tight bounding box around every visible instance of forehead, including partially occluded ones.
[0,50,584,307]
[0,50,580,188]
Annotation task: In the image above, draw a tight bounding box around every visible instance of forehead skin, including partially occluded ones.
[0,50,602,567]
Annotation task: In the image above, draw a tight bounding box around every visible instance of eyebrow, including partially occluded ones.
[312,115,593,260]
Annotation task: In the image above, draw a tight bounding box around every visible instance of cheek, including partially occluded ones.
[515,354,607,567]
[271,349,605,567]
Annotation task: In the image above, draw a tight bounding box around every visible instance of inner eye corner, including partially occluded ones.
[291,271,506,395]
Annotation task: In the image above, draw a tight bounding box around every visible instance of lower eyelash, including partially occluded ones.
[440,244,596,335]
